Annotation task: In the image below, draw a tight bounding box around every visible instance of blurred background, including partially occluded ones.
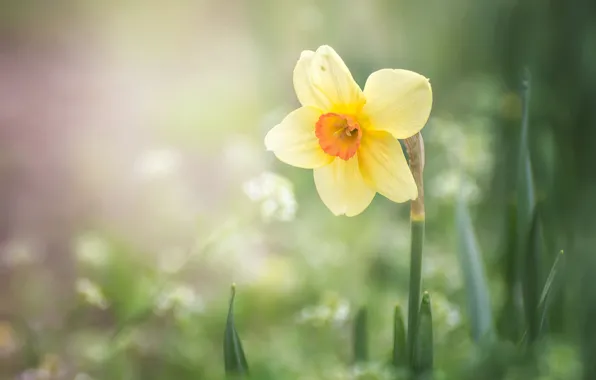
[1,0,595,379]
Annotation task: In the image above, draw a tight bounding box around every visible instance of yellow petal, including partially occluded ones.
[265,107,333,169]
[294,46,365,112]
[293,50,332,111]
[362,69,432,139]
[313,156,375,216]
[358,130,417,203]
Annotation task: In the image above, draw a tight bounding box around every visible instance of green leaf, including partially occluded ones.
[353,306,368,363]
[497,203,524,341]
[413,292,433,374]
[538,250,565,334]
[392,304,407,368]
[522,207,542,343]
[518,249,566,345]
[456,198,494,343]
[224,284,249,377]
[516,69,535,234]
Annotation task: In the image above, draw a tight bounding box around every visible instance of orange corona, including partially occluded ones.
[315,113,362,160]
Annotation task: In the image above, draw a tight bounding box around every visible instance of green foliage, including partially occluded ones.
[392,305,407,368]
[456,198,494,344]
[353,306,369,363]
[522,208,541,344]
[224,285,249,377]
[413,292,434,376]
[538,250,565,334]
[516,69,535,237]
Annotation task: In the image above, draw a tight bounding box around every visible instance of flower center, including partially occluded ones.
[315,113,362,160]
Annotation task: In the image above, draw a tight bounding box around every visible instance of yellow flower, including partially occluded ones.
[265,45,432,216]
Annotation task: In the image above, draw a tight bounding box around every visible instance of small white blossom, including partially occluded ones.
[76,278,108,309]
[154,284,205,317]
[429,293,462,333]
[261,199,279,220]
[445,306,462,328]
[75,234,109,267]
[296,297,351,326]
[242,171,298,222]
[333,300,351,324]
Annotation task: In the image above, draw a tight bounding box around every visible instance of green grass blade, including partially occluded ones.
[518,249,565,344]
[516,69,543,347]
[407,219,425,366]
[353,306,368,363]
[523,208,542,343]
[413,292,433,374]
[456,198,494,343]
[224,284,249,377]
[497,203,524,341]
[539,251,564,306]
[538,250,565,334]
[516,68,535,233]
[392,304,407,368]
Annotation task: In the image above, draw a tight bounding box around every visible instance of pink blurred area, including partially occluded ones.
[0,1,271,325]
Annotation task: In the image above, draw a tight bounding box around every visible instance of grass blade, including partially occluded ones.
[353,306,368,363]
[538,250,565,334]
[413,292,433,374]
[497,204,524,341]
[392,304,407,368]
[224,284,249,377]
[523,208,542,343]
[456,198,494,343]
[516,68,535,233]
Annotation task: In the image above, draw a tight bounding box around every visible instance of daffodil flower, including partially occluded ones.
[265,45,432,216]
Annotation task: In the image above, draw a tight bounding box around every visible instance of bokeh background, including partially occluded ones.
[1,0,595,379]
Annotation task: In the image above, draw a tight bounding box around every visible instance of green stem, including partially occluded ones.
[404,133,426,368]
[353,306,368,363]
[407,219,425,365]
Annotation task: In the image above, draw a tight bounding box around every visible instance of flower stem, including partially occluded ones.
[407,218,425,366]
[404,133,426,367]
